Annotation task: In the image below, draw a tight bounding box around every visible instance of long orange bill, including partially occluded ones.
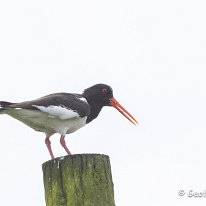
[109,98,138,125]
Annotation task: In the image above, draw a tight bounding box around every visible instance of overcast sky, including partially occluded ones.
[0,1,206,206]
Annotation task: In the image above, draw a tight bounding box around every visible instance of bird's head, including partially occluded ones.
[83,84,138,125]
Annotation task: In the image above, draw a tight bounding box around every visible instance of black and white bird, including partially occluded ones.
[0,84,137,159]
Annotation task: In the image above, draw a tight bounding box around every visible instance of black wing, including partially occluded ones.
[6,93,90,118]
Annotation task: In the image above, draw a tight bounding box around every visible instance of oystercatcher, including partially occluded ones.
[0,84,137,159]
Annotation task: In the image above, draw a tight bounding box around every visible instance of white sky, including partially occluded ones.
[0,1,206,206]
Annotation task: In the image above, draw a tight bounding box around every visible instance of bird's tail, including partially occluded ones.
[0,101,13,112]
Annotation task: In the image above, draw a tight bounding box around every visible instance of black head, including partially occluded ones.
[83,84,114,106]
[83,83,138,125]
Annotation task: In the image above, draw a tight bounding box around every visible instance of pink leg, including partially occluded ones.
[60,135,72,155]
[45,137,55,159]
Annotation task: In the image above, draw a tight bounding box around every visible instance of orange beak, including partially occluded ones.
[109,98,138,125]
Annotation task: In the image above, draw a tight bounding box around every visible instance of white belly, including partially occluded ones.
[4,109,87,136]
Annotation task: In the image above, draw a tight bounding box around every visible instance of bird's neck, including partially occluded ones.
[82,93,103,124]
[86,101,103,124]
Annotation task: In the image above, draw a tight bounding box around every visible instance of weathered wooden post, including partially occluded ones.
[42,154,115,206]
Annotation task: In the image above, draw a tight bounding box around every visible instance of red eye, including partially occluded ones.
[102,88,107,93]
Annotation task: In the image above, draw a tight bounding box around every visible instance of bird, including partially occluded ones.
[0,83,137,159]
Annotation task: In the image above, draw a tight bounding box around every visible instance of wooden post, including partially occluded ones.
[42,154,115,206]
